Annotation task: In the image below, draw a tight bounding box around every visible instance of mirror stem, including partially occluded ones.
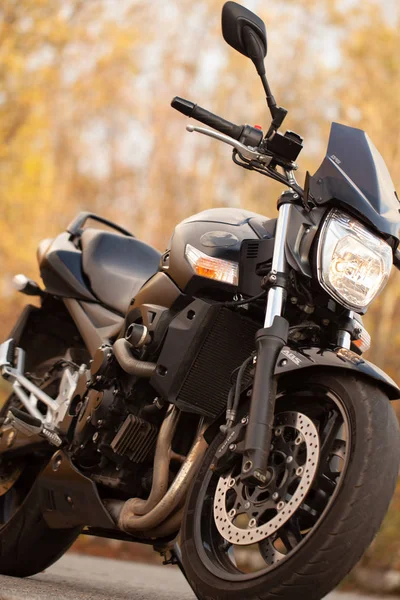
[260,74,276,110]
[260,74,288,138]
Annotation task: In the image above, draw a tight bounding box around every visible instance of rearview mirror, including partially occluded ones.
[222,1,267,75]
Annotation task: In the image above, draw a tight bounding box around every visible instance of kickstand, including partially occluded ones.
[154,541,200,599]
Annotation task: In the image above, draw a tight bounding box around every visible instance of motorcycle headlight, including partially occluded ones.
[317,209,392,311]
[185,244,239,286]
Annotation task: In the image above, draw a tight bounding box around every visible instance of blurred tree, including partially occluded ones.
[0,0,143,334]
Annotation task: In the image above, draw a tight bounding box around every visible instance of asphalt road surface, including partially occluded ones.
[0,553,384,600]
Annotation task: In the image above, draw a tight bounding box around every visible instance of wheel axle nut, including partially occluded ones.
[244,501,251,510]
[272,492,279,501]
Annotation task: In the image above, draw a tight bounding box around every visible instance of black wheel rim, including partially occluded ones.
[193,383,351,582]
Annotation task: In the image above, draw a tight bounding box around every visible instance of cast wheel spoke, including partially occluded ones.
[197,384,351,580]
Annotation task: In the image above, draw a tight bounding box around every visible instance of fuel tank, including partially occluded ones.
[164,208,274,296]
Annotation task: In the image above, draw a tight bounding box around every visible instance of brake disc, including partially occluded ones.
[213,411,320,546]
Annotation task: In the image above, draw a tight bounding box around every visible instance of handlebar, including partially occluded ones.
[171,96,305,198]
[394,248,400,270]
[171,97,244,141]
[172,98,304,198]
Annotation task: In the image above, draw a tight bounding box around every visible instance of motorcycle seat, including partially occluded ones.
[81,228,161,314]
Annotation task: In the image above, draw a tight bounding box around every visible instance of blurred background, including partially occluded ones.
[1,0,400,591]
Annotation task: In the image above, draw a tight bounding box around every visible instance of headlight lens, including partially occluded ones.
[185,244,239,286]
[317,209,392,311]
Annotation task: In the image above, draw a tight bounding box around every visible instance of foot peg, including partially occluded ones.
[6,408,62,447]
[0,338,16,372]
[0,338,62,446]
[0,339,59,423]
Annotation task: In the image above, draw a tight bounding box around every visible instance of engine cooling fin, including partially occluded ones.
[111,415,158,463]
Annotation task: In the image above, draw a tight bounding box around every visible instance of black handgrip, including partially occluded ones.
[394,248,400,270]
[171,96,244,141]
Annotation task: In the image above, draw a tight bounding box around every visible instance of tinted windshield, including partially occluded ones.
[308,123,400,241]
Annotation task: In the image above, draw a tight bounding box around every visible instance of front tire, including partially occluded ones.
[181,371,400,600]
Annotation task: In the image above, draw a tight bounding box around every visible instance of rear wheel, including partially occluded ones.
[0,356,81,577]
[181,371,400,600]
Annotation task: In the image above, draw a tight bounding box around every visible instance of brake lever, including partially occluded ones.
[186,125,272,165]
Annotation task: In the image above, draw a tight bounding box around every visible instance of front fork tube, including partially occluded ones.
[241,202,291,485]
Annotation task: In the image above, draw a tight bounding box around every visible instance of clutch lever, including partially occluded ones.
[186,125,272,165]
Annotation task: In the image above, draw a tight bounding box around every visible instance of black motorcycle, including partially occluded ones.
[0,3,399,599]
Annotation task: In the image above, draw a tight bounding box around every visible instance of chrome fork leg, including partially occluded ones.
[241,200,292,485]
[264,202,291,328]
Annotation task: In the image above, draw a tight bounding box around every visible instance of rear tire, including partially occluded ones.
[0,484,80,577]
[181,371,400,600]
[0,357,81,577]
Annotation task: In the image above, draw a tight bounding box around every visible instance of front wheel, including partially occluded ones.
[181,370,400,600]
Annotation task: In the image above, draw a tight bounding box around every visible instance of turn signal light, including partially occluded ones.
[185,244,239,286]
[352,323,371,354]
